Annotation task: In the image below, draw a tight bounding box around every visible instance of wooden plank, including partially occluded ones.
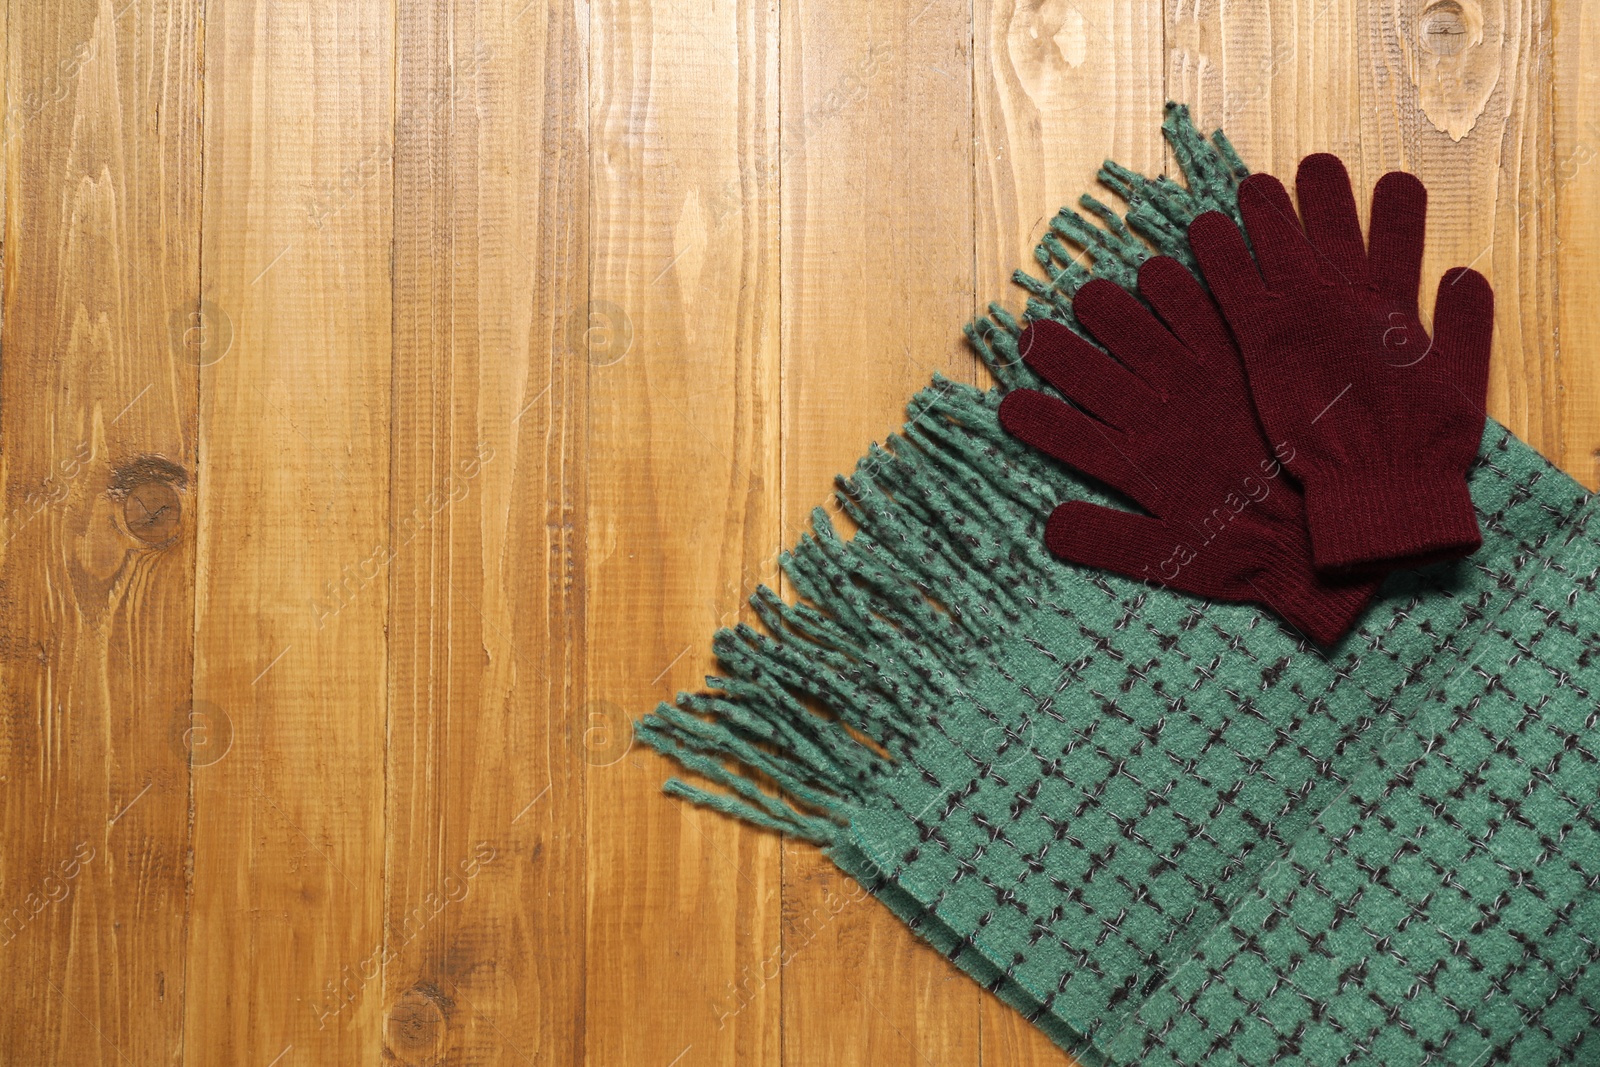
[1167,0,1364,173]
[782,845,981,1066]
[186,2,393,1062]
[0,2,199,1063]
[776,0,984,1063]
[381,0,589,1063]
[1554,0,1600,489]
[584,0,784,1063]
[972,5,1165,1061]
[978,0,1167,294]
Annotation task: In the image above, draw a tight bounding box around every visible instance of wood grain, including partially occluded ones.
[1555,0,1600,488]
[584,0,783,1063]
[188,1,393,1061]
[383,1,587,1063]
[1168,0,1365,174]
[978,0,1167,294]
[0,2,198,1064]
[0,2,1595,1064]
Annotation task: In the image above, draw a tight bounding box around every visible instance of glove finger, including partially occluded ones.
[1017,317,1159,429]
[1017,319,1094,398]
[998,391,1160,511]
[1431,267,1493,412]
[1237,172,1321,291]
[1189,211,1268,323]
[1071,278,1194,394]
[1135,256,1240,377]
[1044,501,1237,601]
[1295,153,1368,284]
[1014,318,1093,395]
[1368,170,1427,311]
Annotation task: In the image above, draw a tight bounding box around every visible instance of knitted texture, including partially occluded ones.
[998,262,1378,643]
[827,420,1592,1064]
[1189,154,1494,575]
[1106,479,1600,1066]
[636,107,1597,1064]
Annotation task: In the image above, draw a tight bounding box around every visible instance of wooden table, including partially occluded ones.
[2,1,1593,1064]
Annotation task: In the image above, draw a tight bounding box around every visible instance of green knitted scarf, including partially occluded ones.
[638,105,1600,1066]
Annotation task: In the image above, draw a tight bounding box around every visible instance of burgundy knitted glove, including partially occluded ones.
[998,258,1379,645]
[1188,153,1494,574]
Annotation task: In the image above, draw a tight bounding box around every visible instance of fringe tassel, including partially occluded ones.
[636,103,1248,844]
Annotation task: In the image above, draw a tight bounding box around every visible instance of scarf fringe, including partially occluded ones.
[635,103,1248,845]
[635,385,1053,843]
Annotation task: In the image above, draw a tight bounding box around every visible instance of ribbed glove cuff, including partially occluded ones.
[1300,464,1481,574]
